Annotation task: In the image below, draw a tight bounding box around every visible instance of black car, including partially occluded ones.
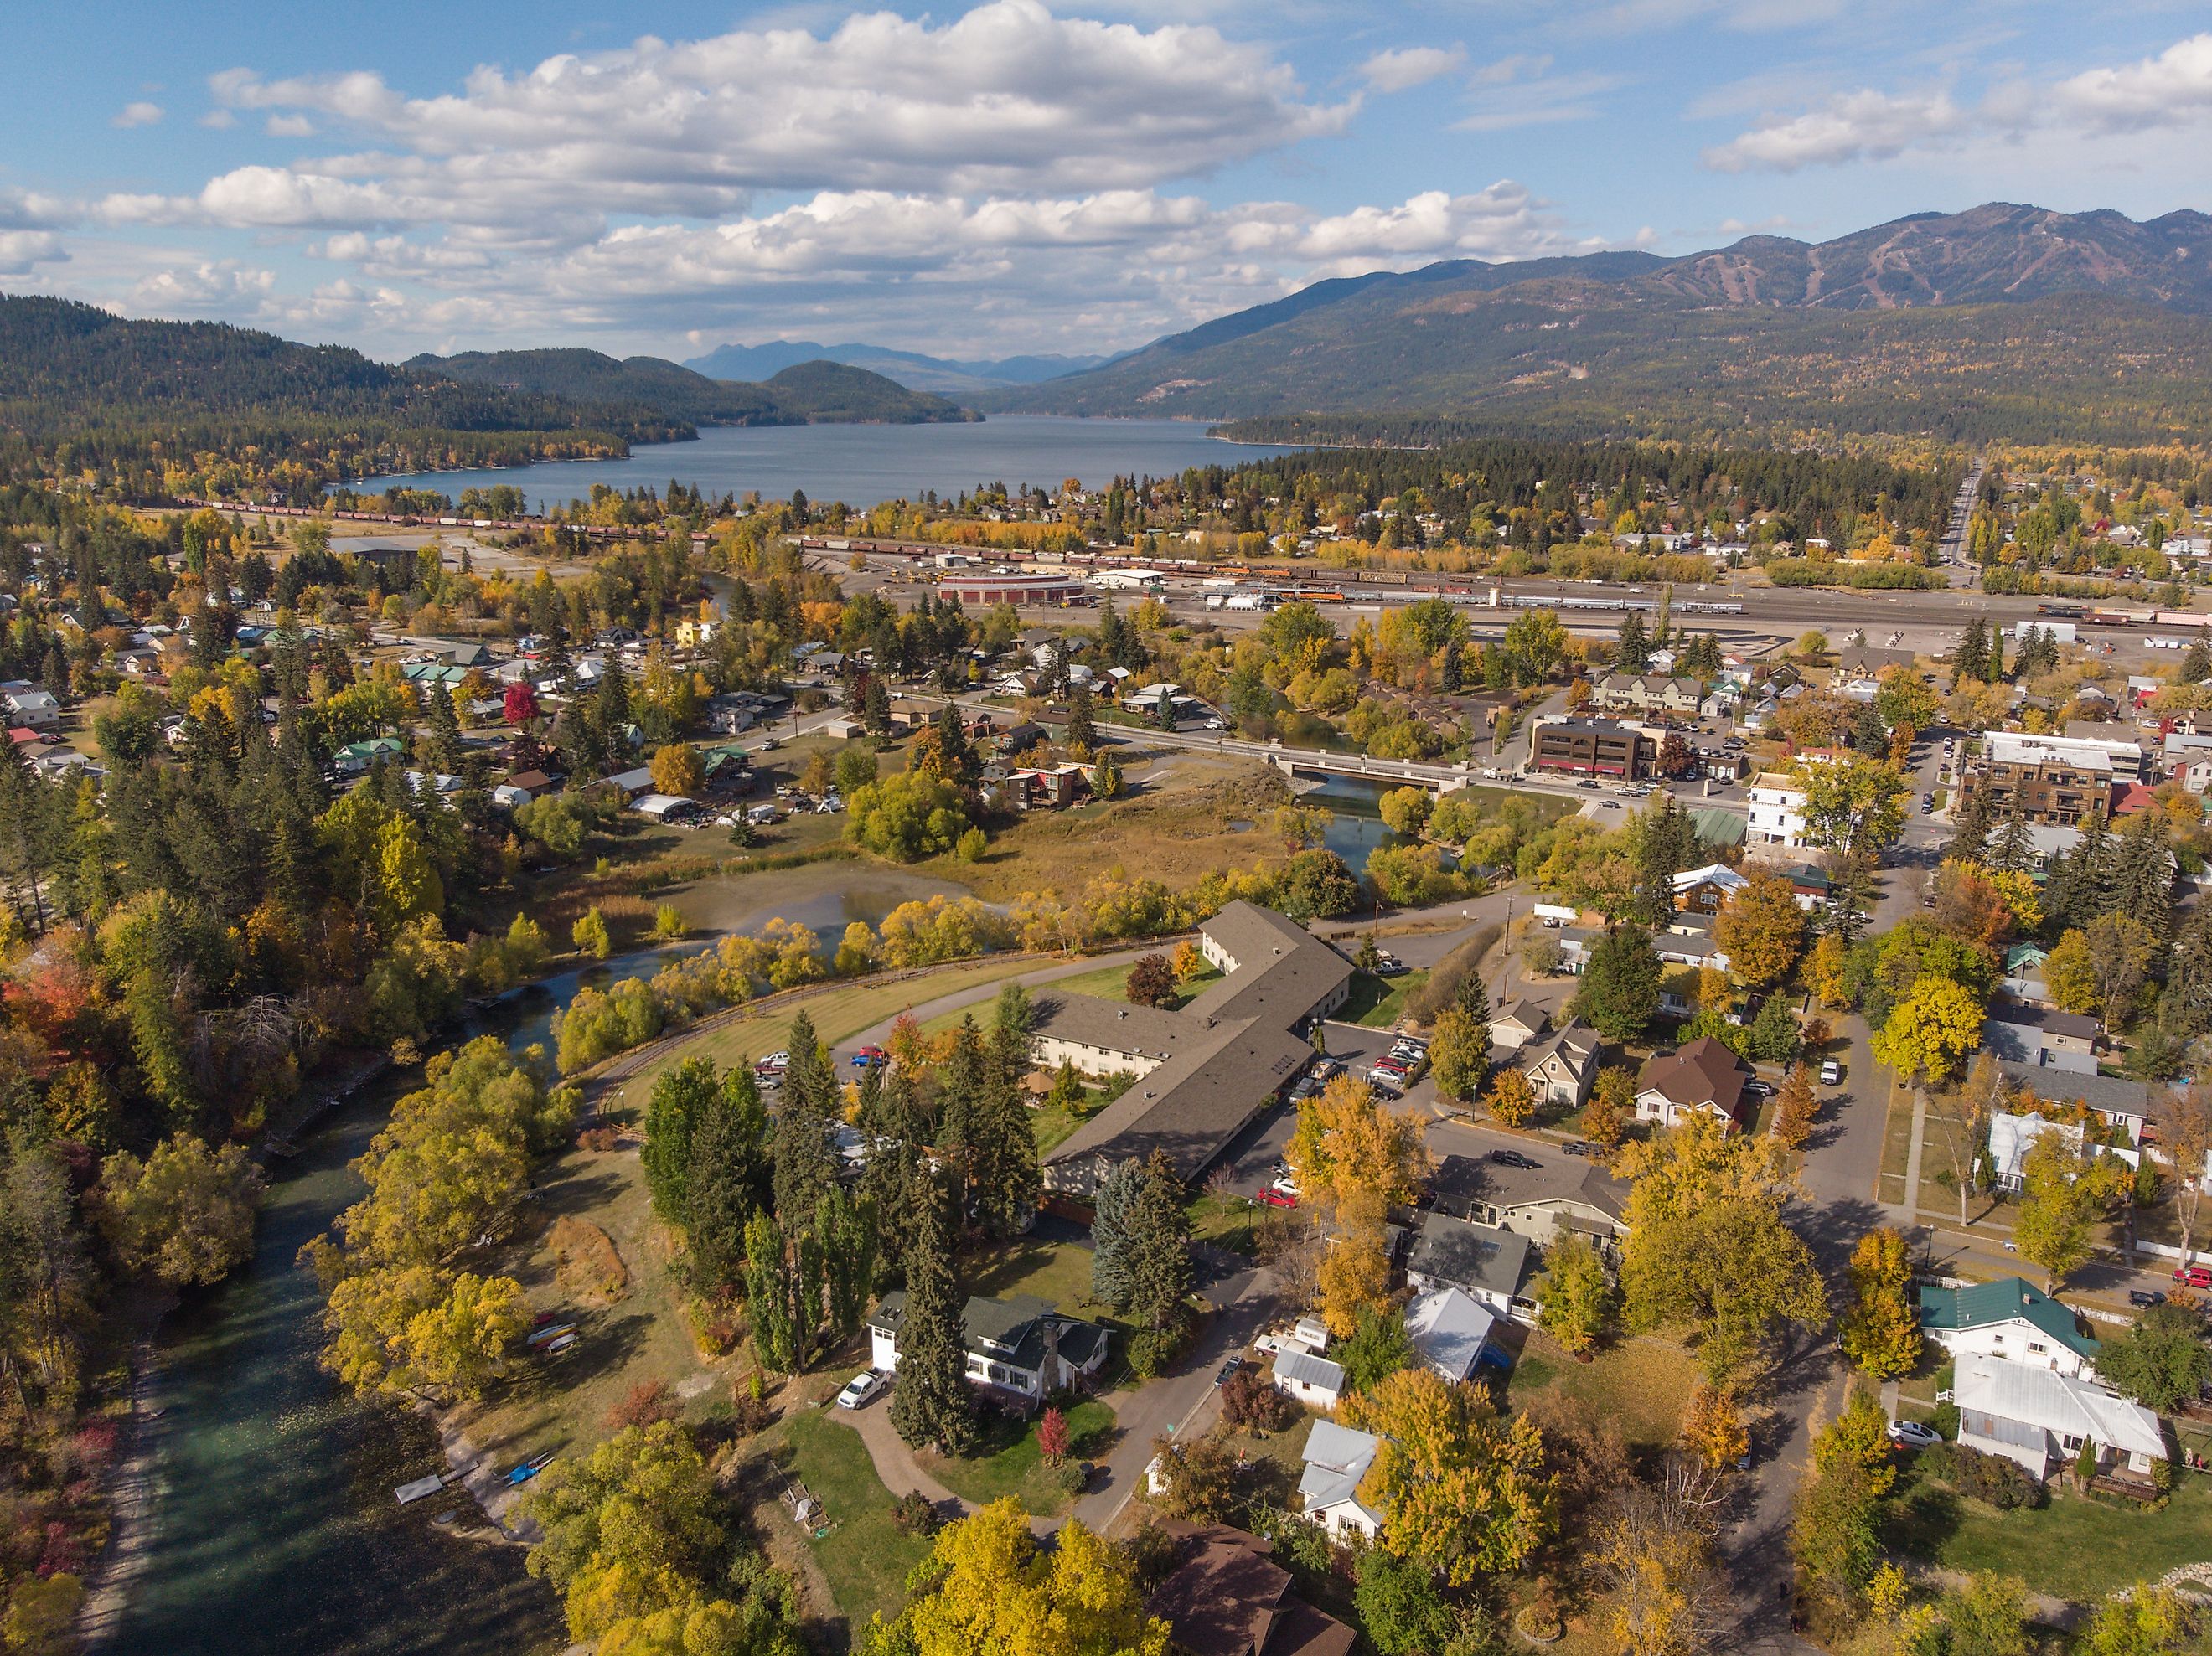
[1563,1139,1594,1158]
[2131,1289,2168,1308]
[1215,1357,1243,1386]
[1490,1148,1541,1170]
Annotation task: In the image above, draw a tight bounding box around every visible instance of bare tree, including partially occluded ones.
[1944,1052,2005,1227]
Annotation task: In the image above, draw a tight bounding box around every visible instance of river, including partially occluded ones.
[346,415,1292,513]
[111,797,1385,1648]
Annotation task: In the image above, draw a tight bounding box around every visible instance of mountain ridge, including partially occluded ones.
[985,203,2212,445]
[684,338,1109,397]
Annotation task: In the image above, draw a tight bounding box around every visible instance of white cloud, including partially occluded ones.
[199,108,235,129]
[266,113,315,137]
[1702,86,1963,171]
[1452,64,1628,133]
[130,261,277,312]
[2053,32,2212,135]
[0,232,67,275]
[113,101,163,128]
[1359,45,1465,94]
[184,0,1351,233]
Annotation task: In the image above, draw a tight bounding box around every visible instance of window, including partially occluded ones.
[2027,1342,2047,1355]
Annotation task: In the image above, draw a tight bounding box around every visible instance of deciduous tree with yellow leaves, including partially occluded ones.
[1343,1367,1554,1586]
[1286,1075,1432,1219]
[1839,1228,1921,1380]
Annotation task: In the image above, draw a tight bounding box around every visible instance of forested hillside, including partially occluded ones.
[407,349,979,427]
[0,297,675,503]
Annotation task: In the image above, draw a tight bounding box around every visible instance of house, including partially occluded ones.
[1953,1355,2165,1483]
[1919,1277,2101,1378]
[1428,1152,1631,1252]
[1777,862,1833,911]
[1672,864,1749,915]
[604,766,657,800]
[1,689,60,729]
[1998,1062,2151,1146]
[1404,1287,1507,1383]
[1405,1214,1537,1322]
[1635,1037,1751,1132]
[1491,1000,1550,1055]
[1987,1112,2139,1193]
[1589,674,1704,718]
[1980,1004,2098,1074]
[1271,1349,1347,1412]
[1744,773,1809,849]
[1521,1019,1600,1110]
[866,1292,1108,1406]
[1298,1421,1384,1540]
[502,768,555,799]
[333,736,406,775]
[2001,944,2052,1008]
[1654,913,1729,972]
[1145,1524,1356,1656]
[1832,645,1919,680]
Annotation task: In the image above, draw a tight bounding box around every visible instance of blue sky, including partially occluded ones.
[4,0,2209,361]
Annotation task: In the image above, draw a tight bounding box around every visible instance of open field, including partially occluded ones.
[447,1137,721,1471]
[1340,969,1429,1028]
[1890,1457,2212,1605]
[923,753,1298,901]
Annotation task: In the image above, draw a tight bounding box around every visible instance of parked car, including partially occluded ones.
[1887,1419,1941,1448]
[1563,1139,1594,1158]
[1819,1059,1842,1086]
[2174,1264,2212,1289]
[850,1045,890,1069]
[1258,1185,1299,1208]
[1744,1080,1775,1100]
[1215,1357,1243,1386]
[1490,1148,1540,1171]
[2131,1289,2168,1308]
[835,1370,886,1410]
[1575,779,1602,790]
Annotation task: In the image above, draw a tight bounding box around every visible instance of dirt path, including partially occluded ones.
[76,1341,164,1649]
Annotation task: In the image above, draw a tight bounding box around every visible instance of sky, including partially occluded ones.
[3,0,2210,364]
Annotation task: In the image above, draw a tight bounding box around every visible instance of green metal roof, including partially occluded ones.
[1689,807,1746,846]
[1919,1276,2101,1359]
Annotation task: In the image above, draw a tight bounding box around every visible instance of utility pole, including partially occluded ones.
[1501,891,1514,993]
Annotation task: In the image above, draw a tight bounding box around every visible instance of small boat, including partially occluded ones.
[395,1473,447,1506]
[507,1450,558,1486]
[541,1334,579,1359]
[525,1322,578,1349]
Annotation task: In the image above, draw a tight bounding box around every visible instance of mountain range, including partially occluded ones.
[979,203,2212,446]
[407,348,977,426]
[684,339,1109,397]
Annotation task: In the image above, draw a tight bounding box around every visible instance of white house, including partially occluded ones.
[1298,1421,1383,1540]
[2,689,60,730]
[1986,1112,2139,1194]
[1405,1215,1538,1323]
[1919,1277,2101,1379]
[1272,1349,1347,1412]
[866,1292,1108,1403]
[1405,1287,1504,1383]
[1953,1354,2166,1482]
[1744,772,1808,849]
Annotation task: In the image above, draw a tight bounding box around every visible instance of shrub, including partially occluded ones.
[604,1379,679,1432]
[891,1490,941,1537]
[1127,1323,1191,1381]
[1054,1461,1091,1495]
[1221,1369,1298,1432]
[1930,1401,1960,1442]
[1927,1442,2043,1510]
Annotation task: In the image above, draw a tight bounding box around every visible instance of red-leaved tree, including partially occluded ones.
[1036,1406,1071,1465]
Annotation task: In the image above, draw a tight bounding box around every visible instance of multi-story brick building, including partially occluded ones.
[1527,715,1657,779]
[1966,734,2120,825]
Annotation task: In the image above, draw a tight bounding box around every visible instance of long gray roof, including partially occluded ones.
[1183,900,1352,1027]
[1047,1019,1310,1182]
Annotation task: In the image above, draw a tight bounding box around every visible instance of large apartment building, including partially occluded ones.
[1527,715,1658,780]
[1965,733,2125,825]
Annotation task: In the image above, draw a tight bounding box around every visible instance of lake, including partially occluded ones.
[348,416,1295,513]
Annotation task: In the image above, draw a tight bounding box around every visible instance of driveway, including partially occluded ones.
[1071,1251,1283,1535]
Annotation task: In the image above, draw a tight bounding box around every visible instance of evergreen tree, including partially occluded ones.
[1088,1159,1144,1312]
[685,1065,769,1288]
[933,702,977,783]
[973,991,1042,1239]
[423,681,462,771]
[2186,627,2212,686]
[863,677,892,739]
[1615,611,1651,674]
[1850,700,1889,756]
[1124,1152,1194,1332]
[1631,793,1695,926]
[1454,970,1492,1048]
[2049,809,2113,932]
[1570,923,1662,1042]
[1066,682,1096,751]
[888,1174,977,1454]
[1983,627,2006,684]
[2111,813,2176,941]
[772,1012,840,1231]
[1943,779,1993,864]
[592,656,633,774]
[1953,618,1989,686]
[934,1017,989,1218]
[2169,911,2212,1035]
[1982,796,2033,875]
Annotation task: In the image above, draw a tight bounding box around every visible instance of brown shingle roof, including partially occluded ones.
[1636,1035,1749,1119]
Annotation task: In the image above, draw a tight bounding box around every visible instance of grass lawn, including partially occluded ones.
[611,955,1040,1106]
[1505,1330,1700,1451]
[967,1238,1109,1318]
[1186,1193,1263,1256]
[1889,1458,2212,1605]
[1338,970,1429,1029]
[448,1135,717,1470]
[1877,1076,1916,1209]
[773,1410,933,1629]
[923,1399,1116,1515]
